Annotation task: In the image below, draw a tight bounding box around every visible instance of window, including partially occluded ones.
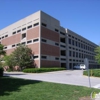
[33,39,39,42]
[55,29,59,32]
[27,25,32,29]
[41,56,47,59]
[22,33,26,39]
[42,23,47,27]
[60,32,65,35]
[60,45,66,48]
[68,35,71,37]
[22,27,26,31]
[34,23,39,26]
[55,43,59,46]
[2,36,4,39]
[12,31,16,34]
[69,51,72,56]
[72,40,74,45]
[5,35,8,37]
[61,58,66,61]
[55,57,59,60]
[34,56,38,59]
[21,42,26,45]
[12,44,15,47]
[27,40,32,44]
[4,47,7,49]
[17,30,21,33]
[60,38,66,43]
[69,38,71,44]
[41,39,47,42]
[61,50,66,56]
[16,43,20,46]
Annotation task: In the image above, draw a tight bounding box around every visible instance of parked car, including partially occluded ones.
[74,64,86,70]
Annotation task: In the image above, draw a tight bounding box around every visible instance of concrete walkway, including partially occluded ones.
[4,70,100,89]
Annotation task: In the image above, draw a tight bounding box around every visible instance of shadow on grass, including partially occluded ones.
[0,76,41,96]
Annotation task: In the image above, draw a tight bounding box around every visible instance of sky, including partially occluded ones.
[0,0,100,45]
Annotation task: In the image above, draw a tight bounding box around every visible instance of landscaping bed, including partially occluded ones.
[83,69,100,77]
[23,68,66,73]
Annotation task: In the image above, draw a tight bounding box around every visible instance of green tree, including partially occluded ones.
[0,44,6,67]
[95,46,100,64]
[3,55,15,71]
[11,45,34,70]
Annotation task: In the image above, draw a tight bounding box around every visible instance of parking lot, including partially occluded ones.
[4,70,100,89]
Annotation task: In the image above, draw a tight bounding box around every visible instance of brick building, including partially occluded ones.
[0,11,99,69]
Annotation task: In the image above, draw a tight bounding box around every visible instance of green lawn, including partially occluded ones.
[0,77,99,100]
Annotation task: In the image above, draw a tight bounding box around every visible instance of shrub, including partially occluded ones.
[83,69,100,77]
[0,67,3,77]
[23,68,66,73]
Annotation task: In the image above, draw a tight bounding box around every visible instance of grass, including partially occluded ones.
[0,77,100,100]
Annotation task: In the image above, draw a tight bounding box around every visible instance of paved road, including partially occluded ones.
[4,70,100,89]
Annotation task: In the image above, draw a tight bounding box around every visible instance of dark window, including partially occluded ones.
[68,35,71,37]
[61,58,66,61]
[72,40,74,45]
[42,39,47,42]
[27,40,32,44]
[17,30,21,33]
[33,39,39,42]
[21,42,26,45]
[27,25,32,29]
[42,23,47,27]
[34,23,39,26]
[2,36,4,39]
[4,47,7,49]
[22,33,26,39]
[55,57,59,60]
[76,52,78,57]
[69,51,72,56]
[60,38,66,43]
[60,45,66,48]
[5,35,8,37]
[55,43,59,46]
[22,27,26,31]
[72,36,74,38]
[55,29,59,32]
[34,56,38,59]
[61,50,66,56]
[73,51,75,57]
[12,44,15,47]
[41,56,47,59]
[69,38,71,44]
[16,43,20,46]
[60,32,65,35]
[12,31,16,34]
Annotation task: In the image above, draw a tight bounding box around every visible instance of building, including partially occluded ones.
[0,11,99,69]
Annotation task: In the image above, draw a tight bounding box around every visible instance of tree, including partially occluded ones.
[95,46,100,64]
[3,54,15,71]
[11,45,34,70]
[0,44,6,67]
[0,44,6,59]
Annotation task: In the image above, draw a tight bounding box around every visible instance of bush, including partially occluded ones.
[83,69,100,77]
[23,68,66,73]
[0,67,3,77]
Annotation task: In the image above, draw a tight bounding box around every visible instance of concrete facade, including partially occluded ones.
[0,10,99,69]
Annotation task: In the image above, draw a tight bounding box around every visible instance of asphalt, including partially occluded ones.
[4,70,100,89]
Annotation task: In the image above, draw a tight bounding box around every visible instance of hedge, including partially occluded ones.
[0,67,3,77]
[83,69,100,77]
[23,68,66,73]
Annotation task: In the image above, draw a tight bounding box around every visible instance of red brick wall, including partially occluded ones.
[27,27,39,40]
[5,48,15,55]
[41,27,59,42]
[2,33,21,45]
[28,43,39,55]
[41,60,60,67]
[41,43,60,56]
